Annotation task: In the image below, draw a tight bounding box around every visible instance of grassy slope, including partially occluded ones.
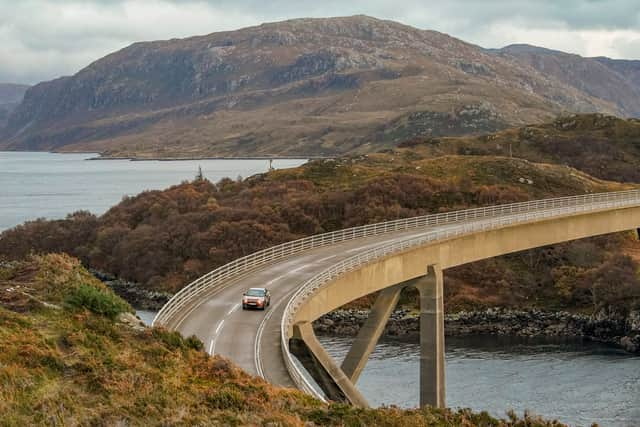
[0,254,563,426]
[401,114,640,183]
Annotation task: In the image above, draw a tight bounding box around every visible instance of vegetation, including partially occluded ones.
[402,114,640,183]
[0,255,567,426]
[1,139,639,313]
[65,283,131,319]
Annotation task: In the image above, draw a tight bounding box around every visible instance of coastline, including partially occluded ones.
[86,155,324,161]
[0,148,326,161]
[91,270,171,311]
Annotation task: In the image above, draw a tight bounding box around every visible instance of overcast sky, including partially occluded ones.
[2,0,639,85]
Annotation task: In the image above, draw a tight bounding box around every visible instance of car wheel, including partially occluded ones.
[242,304,246,310]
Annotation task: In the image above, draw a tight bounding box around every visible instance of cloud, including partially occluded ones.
[0,0,639,84]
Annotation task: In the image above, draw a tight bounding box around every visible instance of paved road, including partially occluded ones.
[174,225,447,388]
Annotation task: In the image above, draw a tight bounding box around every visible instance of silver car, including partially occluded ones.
[242,287,271,310]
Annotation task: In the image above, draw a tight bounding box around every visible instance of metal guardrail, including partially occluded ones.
[154,189,640,328]
[279,190,640,398]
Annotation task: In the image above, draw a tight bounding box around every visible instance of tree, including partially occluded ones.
[195,166,204,182]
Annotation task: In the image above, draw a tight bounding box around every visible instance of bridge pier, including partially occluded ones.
[289,322,369,407]
[414,264,446,408]
[341,284,404,384]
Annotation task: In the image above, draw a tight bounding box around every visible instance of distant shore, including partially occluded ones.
[86,155,324,161]
[0,149,327,161]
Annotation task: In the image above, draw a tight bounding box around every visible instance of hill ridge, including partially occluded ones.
[1,15,636,158]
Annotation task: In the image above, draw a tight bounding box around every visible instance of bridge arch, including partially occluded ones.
[154,190,640,410]
[282,203,640,407]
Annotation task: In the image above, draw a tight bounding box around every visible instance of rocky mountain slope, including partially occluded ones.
[496,44,640,118]
[0,83,29,128]
[0,15,627,158]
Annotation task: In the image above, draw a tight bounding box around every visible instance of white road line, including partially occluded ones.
[317,254,338,262]
[227,303,240,315]
[215,319,225,335]
[266,264,309,286]
[266,273,287,285]
[254,293,292,379]
[208,319,226,355]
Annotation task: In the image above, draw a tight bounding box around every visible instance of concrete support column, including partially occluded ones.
[341,284,404,384]
[413,264,446,408]
[290,322,369,407]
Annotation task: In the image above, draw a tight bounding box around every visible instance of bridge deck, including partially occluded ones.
[174,225,452,387]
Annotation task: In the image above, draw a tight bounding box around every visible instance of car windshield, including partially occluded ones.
[246,289,265,297]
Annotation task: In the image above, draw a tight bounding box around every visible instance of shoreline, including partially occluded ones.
[314,307,640,354]
[86,155,324,161]
[0,149,329,161]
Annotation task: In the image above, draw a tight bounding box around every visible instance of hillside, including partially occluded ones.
[0,254,563,426]
[496,45,640,117]
[401,114,640,183]
[0,83,29,128]
[0,15,626,158]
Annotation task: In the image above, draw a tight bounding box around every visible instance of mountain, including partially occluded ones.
[0,83,29,128]
[496,44,640,117]
[0,16,627,158]
[593,56,640,88]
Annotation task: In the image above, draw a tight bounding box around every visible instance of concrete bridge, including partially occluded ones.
[154,190,640,408]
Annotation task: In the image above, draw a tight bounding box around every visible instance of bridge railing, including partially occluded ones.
[280,189,640,397]
[154,189,640,327]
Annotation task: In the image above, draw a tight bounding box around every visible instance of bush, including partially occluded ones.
[65,284,130,319]
[206,385,246,410]
[185,334,204,351]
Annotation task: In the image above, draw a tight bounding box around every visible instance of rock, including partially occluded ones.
[118,312,147,331]
[620,335,640,353]
[91,269,171,310]
[627,310,640,331]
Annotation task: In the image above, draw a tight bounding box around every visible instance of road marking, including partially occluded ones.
[254,293,293,379]
[208,319,226,355]
[266,273,287,285]
[215,319,225,335]
[317,254,338,262]
[227,303,240,315]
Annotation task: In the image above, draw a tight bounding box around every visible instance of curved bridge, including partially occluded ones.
[154,190,640,407]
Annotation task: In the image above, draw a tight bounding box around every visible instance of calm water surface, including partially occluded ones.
[319,335,640,427]
[0,151,307,231]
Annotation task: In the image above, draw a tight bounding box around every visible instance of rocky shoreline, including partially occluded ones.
[90,270,171,311]
[314,307,640,354]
